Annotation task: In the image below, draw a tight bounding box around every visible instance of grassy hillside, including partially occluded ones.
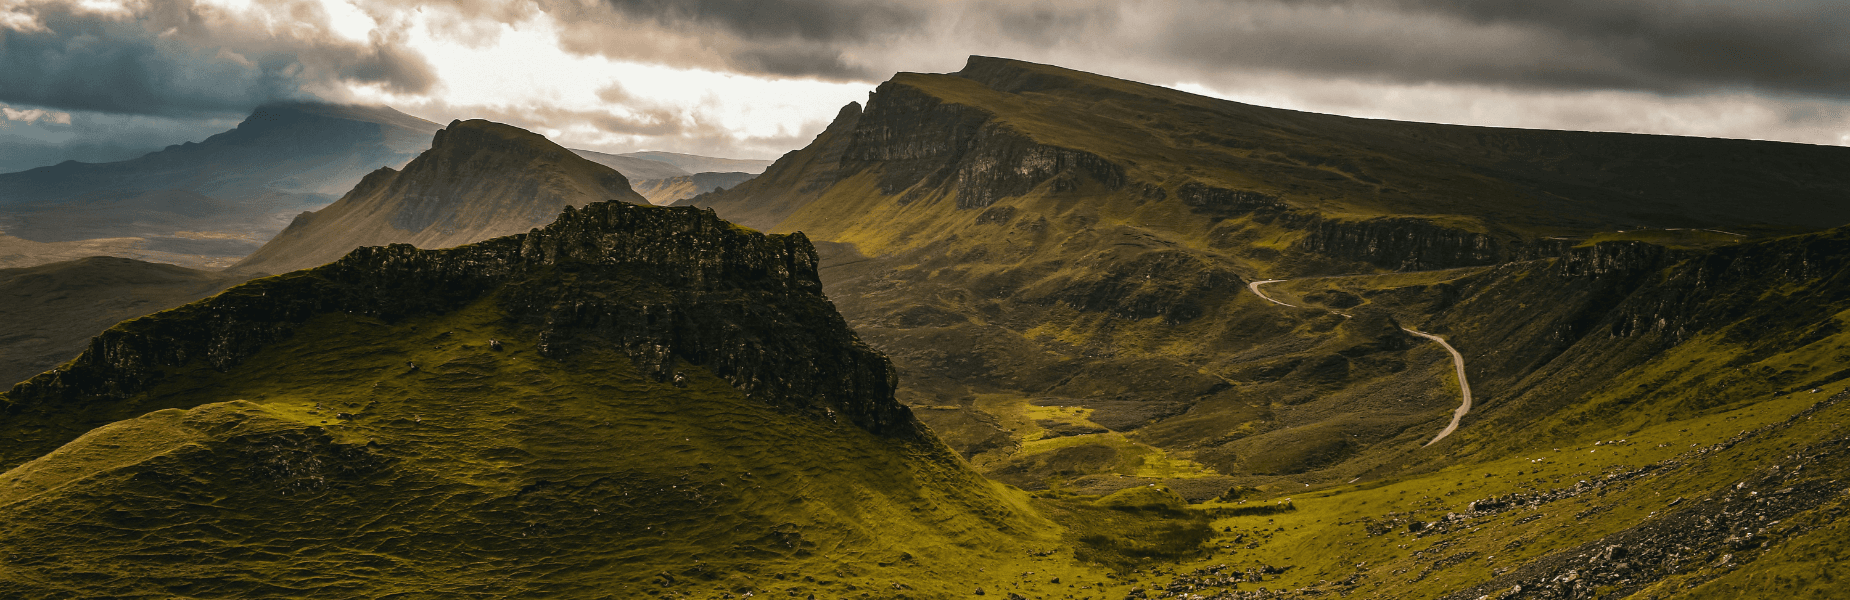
[2,201,1193,598]
[0,298,1065,597]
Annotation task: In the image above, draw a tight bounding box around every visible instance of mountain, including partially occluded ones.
[232,120,646,275]
[682,56,1850,489]
[0,257,243,386]
[661,55,1850,596]
[631,171,757,205]
[692,56,1850,239]
[0,200,1120,597]
[5,61,1850,596]
[0,102,441,268]
[619,150,773,175]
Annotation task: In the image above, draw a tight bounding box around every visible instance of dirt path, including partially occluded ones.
[1248,278,1473,446]
[1247,279,1293,306]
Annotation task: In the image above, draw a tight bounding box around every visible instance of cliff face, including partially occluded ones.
[4,201,911,469]
[232,120,646,275]
[841,82,1126,209]
[1603,228,1850,343]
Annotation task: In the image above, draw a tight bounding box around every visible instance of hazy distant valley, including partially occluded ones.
[5,57,1850,599]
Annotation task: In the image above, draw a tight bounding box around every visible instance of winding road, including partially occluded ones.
[1248,279,1473,446]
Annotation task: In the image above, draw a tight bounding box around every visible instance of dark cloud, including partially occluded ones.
[2,8,300,117]
[541,0,925,80]
[1386,0,1850,96]
[1141,0,1850,98]
[595,0,923,44]
[539,0,1850,100]
[0,1,438,118]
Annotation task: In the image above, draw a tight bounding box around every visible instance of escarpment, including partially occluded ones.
[2,201,912,470]
[841,81,1126,209]
[1601,226,1850,343]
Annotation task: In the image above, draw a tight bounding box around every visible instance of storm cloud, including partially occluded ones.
[543,0,1850,100]
[0,0,437,118]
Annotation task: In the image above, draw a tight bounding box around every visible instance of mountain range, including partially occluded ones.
[0,103,769,269]
[0,103,441,268]
[4,56,1850,598]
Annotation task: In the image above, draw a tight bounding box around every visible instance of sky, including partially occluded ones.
[3,0,1849,172]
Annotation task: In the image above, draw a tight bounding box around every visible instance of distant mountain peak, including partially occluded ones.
[231,119,646,275]
[431,118,569,157]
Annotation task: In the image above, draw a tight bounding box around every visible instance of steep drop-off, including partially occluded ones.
[232,120,646,275]
[0,201,1069,598]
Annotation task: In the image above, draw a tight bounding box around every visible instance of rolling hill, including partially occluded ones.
[619,150,772,175]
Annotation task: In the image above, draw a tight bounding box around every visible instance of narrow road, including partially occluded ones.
[1247,280,1293,306]
[1398,328,1472,446]
[1248,278,1473,446]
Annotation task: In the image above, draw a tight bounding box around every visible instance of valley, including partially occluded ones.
[1248,277,1473,447]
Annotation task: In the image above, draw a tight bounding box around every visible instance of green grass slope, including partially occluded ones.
[0,300,1054,598]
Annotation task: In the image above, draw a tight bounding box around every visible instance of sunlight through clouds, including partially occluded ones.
[342,6,868,157]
